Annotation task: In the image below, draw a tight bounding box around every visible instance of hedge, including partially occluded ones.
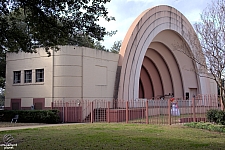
[184,122,225,133]
[0,110,60,124]
[206,109,225,125]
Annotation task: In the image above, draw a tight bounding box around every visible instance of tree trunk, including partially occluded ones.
[220,86,224,110]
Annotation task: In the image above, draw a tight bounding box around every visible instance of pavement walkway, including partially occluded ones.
[0,123,84,131]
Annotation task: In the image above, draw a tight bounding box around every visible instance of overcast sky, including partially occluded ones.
[100,0,212,49]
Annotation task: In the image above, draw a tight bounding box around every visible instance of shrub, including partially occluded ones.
[206,109,218,122]
[215,110,225,125]
[184,122,225,133]
[0,110,60,124]
[206,109,225,125]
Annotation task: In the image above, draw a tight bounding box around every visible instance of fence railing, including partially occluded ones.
[52,95,220,125]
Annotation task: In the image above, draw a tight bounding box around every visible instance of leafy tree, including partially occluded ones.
[94,41,108,51]
[0,0,115,88]
[0,52,5,88]
[1,0,114,53]
[0,89,4,106]
[68,35,95,49]
[110,40,122,53]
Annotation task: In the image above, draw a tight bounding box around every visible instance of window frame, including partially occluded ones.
[13,71,21,84]
[24,70,32,83]
[35,69,44,82]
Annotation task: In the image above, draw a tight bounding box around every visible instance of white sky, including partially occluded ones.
[100,0,212,49]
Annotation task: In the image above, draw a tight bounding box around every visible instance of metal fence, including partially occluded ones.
[52,95,220,125]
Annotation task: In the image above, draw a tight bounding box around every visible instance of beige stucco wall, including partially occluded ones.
[82,47,119,101]
[5,46,119,108]
[53,46,82,101]
[5,50,53,108]
[53,46,119,102]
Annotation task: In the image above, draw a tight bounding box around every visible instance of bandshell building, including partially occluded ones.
[5,5,217,110]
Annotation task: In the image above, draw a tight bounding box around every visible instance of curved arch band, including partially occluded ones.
[118,5,202,100]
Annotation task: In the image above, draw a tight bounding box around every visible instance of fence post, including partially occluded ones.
[168,100,171,125]
[65,102,68,123]
[107,101,110,123]
[146,100,149,124]
[62,98,65,123]
[192,96,196,122]
[80,102,82,123]
[126,101,129,123]
[91,101,93,123]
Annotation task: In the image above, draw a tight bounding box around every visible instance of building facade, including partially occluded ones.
[5,5,217,110]
[117,5,217,100]
[5,46,119,110]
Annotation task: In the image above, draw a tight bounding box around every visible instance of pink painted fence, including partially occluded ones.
[52,95,220,125]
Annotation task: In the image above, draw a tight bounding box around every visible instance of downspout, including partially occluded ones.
[52,49,55,106]
[81,47,83,100]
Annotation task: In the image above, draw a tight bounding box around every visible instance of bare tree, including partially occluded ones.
[174,0,225,109]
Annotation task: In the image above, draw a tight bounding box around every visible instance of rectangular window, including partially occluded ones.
[36,69,44,82]
[24,70,32,83]
[13,71,21,84]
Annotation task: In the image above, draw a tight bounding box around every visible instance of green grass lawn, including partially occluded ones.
[129,113,207,124]
[0,123,225,150]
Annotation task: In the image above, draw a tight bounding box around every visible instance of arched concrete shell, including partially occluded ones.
[118,5,201,100]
